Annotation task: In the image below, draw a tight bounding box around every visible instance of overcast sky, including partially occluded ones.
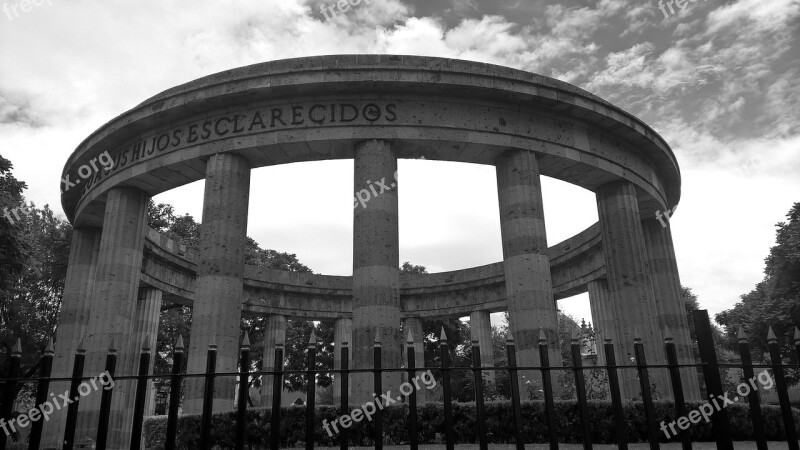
[1,0,798,327]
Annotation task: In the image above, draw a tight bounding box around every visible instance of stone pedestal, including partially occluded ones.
[596,181,669,400]
[496,150,561,397]
[42,227,102,448]
[260,314,287,406]
[76,187,148,447]
[642,218,701,400]
[469,311,495,390]
[184,153,251,414]
[351,139,401,404]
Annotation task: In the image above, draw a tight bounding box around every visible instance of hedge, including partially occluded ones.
[143,400,800,449]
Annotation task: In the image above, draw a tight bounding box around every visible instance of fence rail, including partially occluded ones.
[1,310,799,450]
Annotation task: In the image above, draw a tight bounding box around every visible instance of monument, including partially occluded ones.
[45,55,699,447]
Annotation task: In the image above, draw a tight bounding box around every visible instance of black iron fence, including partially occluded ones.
[1,310,799,450]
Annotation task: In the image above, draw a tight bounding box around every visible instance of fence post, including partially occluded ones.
[664,329,691,450]
[604,338,627,450]
[633,335,659,450]
[767,326,799,450]
[373,328,382,450]
[164,335,185,450]
[439,328,454,450]
[130,335,152,450]
[340,341,349,450]
[200,342,218,450]
[406,330,419,450]
[539,330,558,450]
[63,339,86,450]
[692,310,733,450]
[0,339,21,450]
[28,338,54,450]
[236,332,251,450]
[270,343,284,450]
[571,332,593,450]
[305,331,317,450]
[96,340,118,450]
[505,331,524,450]
[735,327,765,450]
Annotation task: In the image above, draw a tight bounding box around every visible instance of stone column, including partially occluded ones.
[185,153,251,413]
[596,181,669,400]
[333,317,353,405]
[469,311,495,390]
[261,314,287,406]
[642,218,702,400]
[496,150,561,396]
[76,187,148,447]
[133,288,162,420]
[352,139,401,404]
[41,227,102,448]
[402,317,426,403]
[587,279,616,366]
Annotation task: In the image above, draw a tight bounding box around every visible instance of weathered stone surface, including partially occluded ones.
[352,139,401,403]
[184,153,251,414]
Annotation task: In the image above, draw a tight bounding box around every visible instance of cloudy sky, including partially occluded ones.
[1,0,798,326]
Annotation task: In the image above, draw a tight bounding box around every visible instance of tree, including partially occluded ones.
[716,203,800,385]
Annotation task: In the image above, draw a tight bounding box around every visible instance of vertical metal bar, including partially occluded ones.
[406,332,419,450]
[96,342,118,450]
[692,310,733,450]
[439,328,454,450]
[340,342,349,450]
[129,338,152,450]
[200,343,218,450]
[506,335,524,450]
[604,339,627,450]
[29,339,54,450]
[571,336,593,450]
[63,342,86,450]
[539,331,558,450]
[767,327,799,450]
[736,328,765,450]
[373,330,383,450]
[164,336,185,450]
[236,333,251,450]
[270,344,284,450]
[664,334,691,450]
[794,327,800,362]
[633,337,659,450]
[472,340,488,450]
[0,339,21,450]
[306,332,317,450]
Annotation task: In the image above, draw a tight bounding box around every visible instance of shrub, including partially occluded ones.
[143,400,800,448]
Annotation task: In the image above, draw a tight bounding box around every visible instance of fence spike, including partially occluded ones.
[242,331,251,350]
[572,326,581,343]
[407,328,415,344]
[794,327,800,344]
[108,337,117,353]
[175,334,185,352]
[12,338,22,355]
[737,325,748,342]
[538,328,547,345]
[506,328,515,344]
[767,326,778,344]
[633,325,641,341]
[439,326,448,342]
[142,333,151,352]
[341,340,349,347]
[45,337,55,355]
[308,329,316,347]
[77,336,87,354]
[663,326,673,341]
[374,327,382,346]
